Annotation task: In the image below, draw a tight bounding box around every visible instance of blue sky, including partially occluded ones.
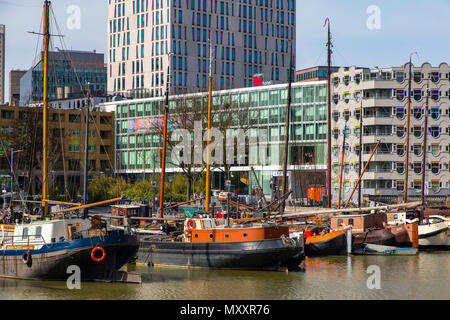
[1,0,449,101]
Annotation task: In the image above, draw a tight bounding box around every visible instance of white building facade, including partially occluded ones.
[107,0,296,98]
[331,63,450,205]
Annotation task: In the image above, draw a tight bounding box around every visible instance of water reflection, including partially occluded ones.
[0,252,448,300]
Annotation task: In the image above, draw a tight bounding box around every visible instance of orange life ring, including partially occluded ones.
[186,219,196,231]
[91,246,106,262]
[184,229,191,238]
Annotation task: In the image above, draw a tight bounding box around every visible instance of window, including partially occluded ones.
[413,145,423,156]
[395,71,405,83]
[396,126,405,138]
[413,126,423,138]
[413,72,422,83]
[397,162,405,174]
[413,108,423,120]
[35,226,42,240]
[430,163,440,175]
[431,145,441,157]
[397,181,404,192]
[431,90,440,101]
[413,163,422,174]
[413,89,422,101]
[22,228,29,240]
[397,145,405,156]
[396,89,405,100]
[430,126,440,138]
[430,108,441,120]
[396,107,405,119]
[430,181,440,192]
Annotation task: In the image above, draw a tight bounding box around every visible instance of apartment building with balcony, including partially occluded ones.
[331,63,450,205]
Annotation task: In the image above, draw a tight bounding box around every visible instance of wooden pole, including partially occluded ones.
[404,57,413,203]
[344,140,381,208]
[205,40,213,213]
[50,197,123,215]
[358,98,363,207]
[337,122,348,209]
[280,43,293,215]
[42,0,50,216]
[158,66,170,218]
[421,79,429,205]
[326,20,332,208]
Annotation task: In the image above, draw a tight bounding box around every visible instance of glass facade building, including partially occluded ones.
[19,50,107,106]
[102,80,328,198]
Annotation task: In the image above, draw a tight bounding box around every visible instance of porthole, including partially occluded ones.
[243,233,247,237]
[194,234,198,238]
[225,234,229,238]
[209,233,213,239]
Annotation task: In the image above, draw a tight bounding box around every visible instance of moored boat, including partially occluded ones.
[0,217,139,281]
[138,217,304,271]
[304,228,347,256]
[352,243,418,255]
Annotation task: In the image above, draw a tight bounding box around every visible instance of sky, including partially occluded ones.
[1,0,450,102]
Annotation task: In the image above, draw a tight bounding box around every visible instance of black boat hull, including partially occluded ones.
[305,233,347,256]
[0,232,138,281]
[137,237,304,271]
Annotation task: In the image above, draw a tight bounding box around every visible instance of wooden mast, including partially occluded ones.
[421,79,429,205]
[337,122,347,209]
[403,56,413,203]
[205,40,213,213]
[358,98,363,207]
[158,66,170,218]
[279,43,293,215]
[42,0,50,216]
[325,18,332,208]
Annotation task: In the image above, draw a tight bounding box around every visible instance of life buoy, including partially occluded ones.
[22,251,32,266]
[91,246,106,262]
[184,229,191,238]
[240,211,249,219]
[186,219,196,231]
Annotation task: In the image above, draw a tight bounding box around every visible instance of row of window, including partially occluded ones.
[332,70,450,86]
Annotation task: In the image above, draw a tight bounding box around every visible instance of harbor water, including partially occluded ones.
[0,251,448,300]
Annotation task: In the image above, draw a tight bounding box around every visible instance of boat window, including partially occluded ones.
[22,228,28,240]
[348,219,354,226]
[337,219,343,226]
[243,233,247,237]
[194,234,198,238]
[225,234,229,238]
[35,226,42,240]
[209,234,213,239]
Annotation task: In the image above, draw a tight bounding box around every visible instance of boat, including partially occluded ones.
[352,244,418,255]
[0,0,139,282]
[330,212,418,254]
[137,217,304,271]
[303,226,347,256]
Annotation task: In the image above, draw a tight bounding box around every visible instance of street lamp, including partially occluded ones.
[10,148,24,205]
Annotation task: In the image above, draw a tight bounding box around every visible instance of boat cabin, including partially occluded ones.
[330,213,387,233]
[111,205,141,226]
[183,218,289,243]
[386,212,407,225]
[3,219,91,249]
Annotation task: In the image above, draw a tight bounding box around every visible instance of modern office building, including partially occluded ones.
[101,80,327,199]
[8,70,27,106]
[0,104,114,195]
[107,0,296,98]
[19,49,107,106]
[0,25,5,105]
[331,63,450,206]
[295,66,339,83]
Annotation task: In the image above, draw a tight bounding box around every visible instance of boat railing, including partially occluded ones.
[1,233,54,249]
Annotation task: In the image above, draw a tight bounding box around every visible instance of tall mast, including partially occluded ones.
[325,18,332,208]
[403,57,413,203]
[279,43,293,215]
[158,65,170,218]
[421,79,429,205]
[337,122,347,209]
[358,98,363,208]
[82,85,90,218]
[205,40,213,213]
[42,0,50,216]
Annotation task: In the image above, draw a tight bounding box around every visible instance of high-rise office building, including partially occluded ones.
[0,25,5,105]
[107,0,296,98]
